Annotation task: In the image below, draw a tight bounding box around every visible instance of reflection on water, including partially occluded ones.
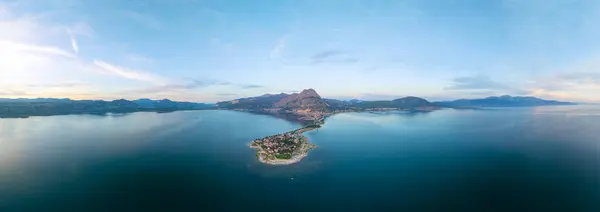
[0,106,599,211]
[532,105,600,116]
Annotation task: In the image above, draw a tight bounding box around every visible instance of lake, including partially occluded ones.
[0,106,599,211]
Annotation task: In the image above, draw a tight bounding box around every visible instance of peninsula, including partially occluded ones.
[249,125,320,165]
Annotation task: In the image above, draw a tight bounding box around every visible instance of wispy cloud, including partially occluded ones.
[240,84,263,89]
[269,34,288,59]
[122,11,163,29]
[310,50,358,64]
[66,22,93,55]
[93,60,164,83]
[166,80,207,90]
[0,5,9,18]
[521,54,600,102]
[27,81,89,88]
[70,36,78,54]
[126,53,153,63]
[464,91,501,96]
[67,22,94,37]
[123,79,208,94]
[216,93,237,96]
[358,93,403,100]
[212,81,264,89]
[0,11,97,99]
[2,40,76,58]
[539,72,600,91]
[325,93,403,101]
[0,90,27,96]
[209,38,236,53]
[121,78,265,97]
[525,71,600,102]
[362,66,379,72]
[312,58,359,64]
[0,5,167,100]
[445,74,508,90]
[312,50,344,60]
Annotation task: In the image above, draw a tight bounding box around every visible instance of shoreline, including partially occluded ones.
[249,126,319,165]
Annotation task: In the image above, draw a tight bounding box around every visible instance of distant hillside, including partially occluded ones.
[434,95,575,108]
[356,96,434,109]
[323,98,352,109]
[215,93,289,109]
[0,98,212,118]
[133,98,211,110]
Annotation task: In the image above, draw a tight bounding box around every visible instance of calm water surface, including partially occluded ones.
[0,107,599,211]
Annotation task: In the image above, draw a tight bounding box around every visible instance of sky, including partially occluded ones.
[2,0,600,103]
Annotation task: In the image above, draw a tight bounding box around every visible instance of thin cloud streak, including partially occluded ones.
[127,54,153,63]
[216,93,237,96]
[2,40,76,58]
[70,36,78,54]
[121,11,163,29]
[0,90,28,96]
[445,74,508,90]
[269,34,288,59]
[310,50,358,64]
[124,80,206,94]
[93,60,164,83]
[67,22,95,38]
[524,71,600,102]
[311,50,344,60]
[27,81,89,88]
[240,84,263,89]
[121,79,258,94]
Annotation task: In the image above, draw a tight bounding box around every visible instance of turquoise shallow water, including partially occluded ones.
[0,107,599,211]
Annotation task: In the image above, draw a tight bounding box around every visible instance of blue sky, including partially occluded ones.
[2,0,600,102]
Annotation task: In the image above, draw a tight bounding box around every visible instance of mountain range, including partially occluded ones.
[433,95,575,108]
[216,89,331,112]
[0,98,212,118]
[216,89,437,111]
[0,89,575,119]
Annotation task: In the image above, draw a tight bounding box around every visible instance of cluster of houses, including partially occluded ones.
[253,132,300,155]
[293,109,326,123]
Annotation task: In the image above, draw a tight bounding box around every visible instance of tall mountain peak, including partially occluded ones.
[273,88,328,111]
[298,88,321,98]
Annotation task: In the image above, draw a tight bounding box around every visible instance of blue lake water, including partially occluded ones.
[0,106,599,211]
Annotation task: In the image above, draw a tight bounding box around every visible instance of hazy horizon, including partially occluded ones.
[2,0,600,102]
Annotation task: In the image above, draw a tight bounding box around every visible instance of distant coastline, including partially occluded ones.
[0,92,579,166]
[0,91,575,120]
[0,98,213,119]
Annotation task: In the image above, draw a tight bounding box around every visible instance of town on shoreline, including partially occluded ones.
[249,124,321,165]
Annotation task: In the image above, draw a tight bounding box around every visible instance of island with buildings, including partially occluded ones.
[249,125,320,165]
